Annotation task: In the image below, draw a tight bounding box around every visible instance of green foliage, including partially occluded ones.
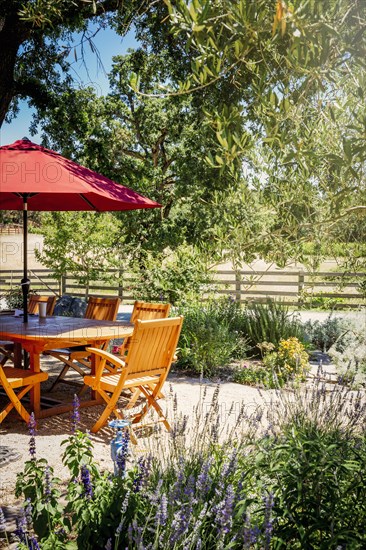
[2,285,23,309]
[239,300,304,354]
[233,362,270,387]
[36,212,123,290]
[260,379,366,548]
[175,297,250,376]
[303,314,351,352]
[130,244,213,305]
[262,337,309,387]
[10,375,366,549]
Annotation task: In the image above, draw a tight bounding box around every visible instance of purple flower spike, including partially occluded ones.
[71,394,80,433]
[44,465,51,501]
[28,413,37,459]
[80,465,93,499]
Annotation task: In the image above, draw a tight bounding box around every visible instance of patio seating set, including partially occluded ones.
[0,297,183,444]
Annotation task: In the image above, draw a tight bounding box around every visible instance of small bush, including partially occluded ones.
[262,337,309,387]
[303,314,351,352]
[175,298,250,376]
[3,286,23,309]
[238,300,304,355]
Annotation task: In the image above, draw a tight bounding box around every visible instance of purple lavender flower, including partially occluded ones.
[71,394,80,433]
[156,493,168,526]
[214,484,235,538]
[196,457,213,496]
[29,535,40,549]
[169,500,193,544]
[116,490,130,537]
[105,539,112,550]
[263,492,274,549]
[25,498,33,530]
[80,465,93,499]
[0,507,6,532]
[15,510,27,543]
[44,465,51,502]
[133,455,152,493]
[116,429,130,478]
[28,412,37,459]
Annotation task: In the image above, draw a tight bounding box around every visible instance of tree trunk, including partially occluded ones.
[0,14,28,128]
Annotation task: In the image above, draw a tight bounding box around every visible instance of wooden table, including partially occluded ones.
[0,315,133,419]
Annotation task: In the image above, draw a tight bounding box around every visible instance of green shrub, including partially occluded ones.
[262,337,309,387]
[129,244,213,305]
[3,286,23,309]
[175,298,250,376]
[238,300,305,355]
[260,379,366,548]
[303,314,351,352]
[233,362,271,387]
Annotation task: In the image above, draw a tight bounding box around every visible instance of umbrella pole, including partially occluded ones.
[21,195,30,323]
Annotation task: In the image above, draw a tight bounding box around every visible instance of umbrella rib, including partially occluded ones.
[79,194,100,211]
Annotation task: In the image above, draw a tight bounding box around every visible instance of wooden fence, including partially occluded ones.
[0,268,365,308]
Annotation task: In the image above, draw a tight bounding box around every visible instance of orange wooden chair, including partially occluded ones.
[113,301,171,407]
[46,296,121,391]
[84,316,183,442]
[118,301,171,358]
[0,364,48,424]
[28,294,57,316]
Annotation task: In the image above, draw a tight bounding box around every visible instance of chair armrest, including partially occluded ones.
[85,347,127,370]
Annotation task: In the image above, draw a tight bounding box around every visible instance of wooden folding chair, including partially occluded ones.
[118,301,171,357]
[114,301,171,407]
[0,365,48,424]
[28,294,57,316]
[46,296,121,391]
[0,342,14,367]
[84,316,183,442]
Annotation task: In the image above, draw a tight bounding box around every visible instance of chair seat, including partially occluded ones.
[84,373,159,393]
[2,367,48,388]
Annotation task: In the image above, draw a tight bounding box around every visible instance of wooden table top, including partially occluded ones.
[0,315,133,344]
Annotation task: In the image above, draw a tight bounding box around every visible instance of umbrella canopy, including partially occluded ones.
[0,138,161,322]
[0,139,160,211]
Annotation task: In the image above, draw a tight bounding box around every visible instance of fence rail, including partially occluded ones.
[0,268,365,308]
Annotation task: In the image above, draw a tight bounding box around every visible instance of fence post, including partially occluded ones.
[118,268,124,301]
[298,269,305,307]
[235,271,241,302]
[61,274,67,296]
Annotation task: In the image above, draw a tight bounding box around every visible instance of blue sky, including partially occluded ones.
[0,23,138,145]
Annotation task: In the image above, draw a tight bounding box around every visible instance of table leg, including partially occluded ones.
[28,347,41,419]
[13,343,23,368]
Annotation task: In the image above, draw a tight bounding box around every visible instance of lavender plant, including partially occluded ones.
[11,375,366,549]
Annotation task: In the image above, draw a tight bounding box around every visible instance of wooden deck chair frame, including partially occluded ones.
[28,294,57,316]
[0,365,48,424]
[46,296,121,391]
[84,316,183,443]
[118,301,171,358]
[0,342,15,367]
[114,301,171,407]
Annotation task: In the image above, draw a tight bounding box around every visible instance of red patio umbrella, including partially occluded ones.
[0,138,161,322]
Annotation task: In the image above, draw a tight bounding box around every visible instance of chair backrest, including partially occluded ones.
[126,316,183,377]
[28,294,57,316]
[130,301,171,323]
[85,296,121,321]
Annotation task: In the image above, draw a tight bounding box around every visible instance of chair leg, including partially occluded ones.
[132,384,171,432]
[49,360,87,391]
[0,384,32,424]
